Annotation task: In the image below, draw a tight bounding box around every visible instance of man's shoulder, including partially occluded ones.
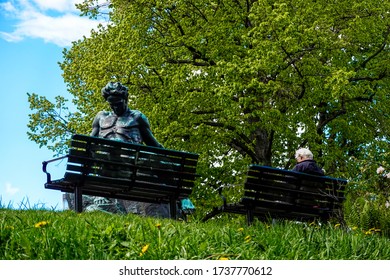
[299,160,325,175]
[95,111,116,120]
[129,109,143,116]
[95,111,111,117]
[293,160,315,170]
[298,160,317,169]
[129,110,149,120]
[301,159,316,164]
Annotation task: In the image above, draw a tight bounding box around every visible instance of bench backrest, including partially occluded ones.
[241,165,348,221]
[60,134,199,204]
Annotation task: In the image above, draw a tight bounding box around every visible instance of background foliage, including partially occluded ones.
[28,0,390,213]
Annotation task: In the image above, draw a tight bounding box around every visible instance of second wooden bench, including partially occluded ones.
[203,165,347,224]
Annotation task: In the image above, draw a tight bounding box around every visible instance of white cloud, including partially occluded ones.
[31,0,81,12]
[0,0,108,47]
[14,12,102,46]
[1,1,18,13]
[5,182,20,196]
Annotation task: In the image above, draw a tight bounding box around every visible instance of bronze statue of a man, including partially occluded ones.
[84,81,168,217]
[91,81,163,148]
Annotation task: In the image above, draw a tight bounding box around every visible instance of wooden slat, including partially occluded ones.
[69,147,174,166]
[65,158,198,183]
[68,150,198,174]
[64,163,196,187]
[45,180,191,205]
[72,134,199,159]
[63,172,192,195]
[243,185,340,202]
[241,198,333,215]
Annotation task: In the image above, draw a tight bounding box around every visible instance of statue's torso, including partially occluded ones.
[98,110,142,143]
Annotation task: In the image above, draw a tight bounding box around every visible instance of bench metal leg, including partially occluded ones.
[246,208,254,225]
[202,207,224,222]
[74,186,83,213]
[169,197,177,219]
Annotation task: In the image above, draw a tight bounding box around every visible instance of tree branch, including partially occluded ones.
[349,70,387,83]
[166,58,214,66]
[360,26,389,69]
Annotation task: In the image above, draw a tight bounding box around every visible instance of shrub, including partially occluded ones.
[344,165,390,237]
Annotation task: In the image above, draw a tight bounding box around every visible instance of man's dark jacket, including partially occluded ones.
[292,160,325,176]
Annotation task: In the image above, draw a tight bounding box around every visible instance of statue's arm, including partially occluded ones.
[139,113,163,148]
[91,112,103,137]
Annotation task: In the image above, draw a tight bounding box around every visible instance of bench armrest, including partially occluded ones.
[217,187,227,208]
[214,185,240,208]
[42,155,68,183]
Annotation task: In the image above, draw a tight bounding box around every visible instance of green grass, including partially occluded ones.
[1,209,389,260]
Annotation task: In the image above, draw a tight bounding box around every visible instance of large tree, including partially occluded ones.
[29,0,390,204]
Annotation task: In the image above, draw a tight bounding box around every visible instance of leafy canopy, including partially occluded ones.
[28,0,390,203]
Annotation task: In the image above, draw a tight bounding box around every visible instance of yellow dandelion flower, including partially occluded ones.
[34,221,49,228]
[219,257,229,260]
[156,223,161,229]
[334,223,341,228]
[238,228,244,232]
[140,244,150,256]
[244,235,251,243]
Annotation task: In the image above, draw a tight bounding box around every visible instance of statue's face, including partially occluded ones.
[107,95,127,116]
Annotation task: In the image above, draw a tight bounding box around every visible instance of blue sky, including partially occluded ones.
[0,0,106,209]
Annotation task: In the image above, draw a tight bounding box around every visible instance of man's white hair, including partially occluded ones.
[295,148,314,160]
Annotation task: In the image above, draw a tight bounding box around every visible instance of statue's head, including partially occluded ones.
[101,82,129,116]
[101,81,129,101]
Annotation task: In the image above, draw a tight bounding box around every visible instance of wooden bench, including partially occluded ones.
[42,134,199,219]
[203,165,347,224]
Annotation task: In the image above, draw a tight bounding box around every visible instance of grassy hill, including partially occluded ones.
[1,209,389,260]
